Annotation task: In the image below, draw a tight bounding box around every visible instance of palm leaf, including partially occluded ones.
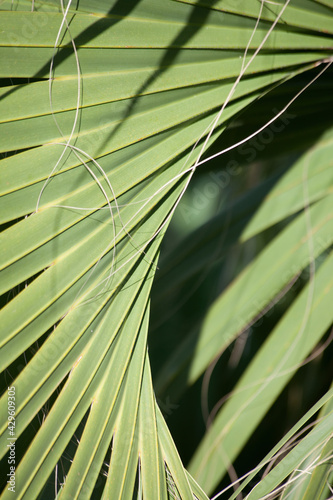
[188,250,333,493]
[1,1,333,499]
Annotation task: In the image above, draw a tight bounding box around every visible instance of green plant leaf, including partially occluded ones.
[188,250,333,493]
[156,195,333,396]
[246,409,333,500]
[1,1,333,499]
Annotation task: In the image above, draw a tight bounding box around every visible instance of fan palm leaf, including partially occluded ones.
[0,1,332,499]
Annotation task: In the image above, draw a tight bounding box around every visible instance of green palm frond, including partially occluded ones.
[1,1,333,499]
